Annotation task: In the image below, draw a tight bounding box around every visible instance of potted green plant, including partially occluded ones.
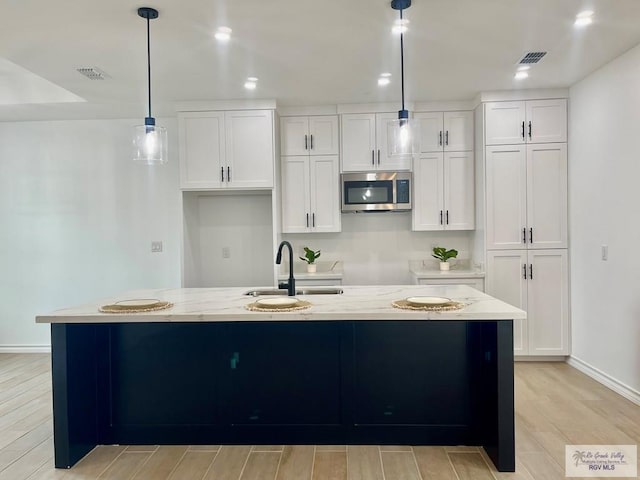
[299,247,321,273]
[432,246,458,271]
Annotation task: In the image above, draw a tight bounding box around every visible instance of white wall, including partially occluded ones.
[0,118,182,349]
[283,213,474,285]
[569,44,640,394]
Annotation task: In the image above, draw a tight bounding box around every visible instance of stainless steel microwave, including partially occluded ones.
[341,171,412,212]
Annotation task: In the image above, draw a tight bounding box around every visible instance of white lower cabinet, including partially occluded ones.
[486,249,569,356]
[412,152,474,231]
[281,155,341,233]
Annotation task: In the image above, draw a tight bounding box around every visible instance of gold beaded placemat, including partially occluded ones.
[99,301,173,313]
[245,300,312,312]
[391,300,466,311]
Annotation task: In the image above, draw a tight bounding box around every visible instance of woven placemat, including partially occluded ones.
[245,300,312,312]
[391,299,466,311]
[99,301,173,313]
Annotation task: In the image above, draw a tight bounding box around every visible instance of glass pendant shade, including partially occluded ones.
[133,118,167,165]
[387,116,419,156]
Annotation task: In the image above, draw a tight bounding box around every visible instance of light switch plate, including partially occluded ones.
[151,241,163,253]
[601,245,608,261]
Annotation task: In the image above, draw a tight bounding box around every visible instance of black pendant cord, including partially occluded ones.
[146,15,152,118]
[400,8,405,112]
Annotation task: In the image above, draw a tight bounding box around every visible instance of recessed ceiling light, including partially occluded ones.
[215,26,232,41]
[574,10,594,26]
[378,77,391,86]
[392,19,409,34]
[244,81,257,90]
[517,65,530,71]
[247,77,258,82]
[380,72,392,77]
[514,71,529,80]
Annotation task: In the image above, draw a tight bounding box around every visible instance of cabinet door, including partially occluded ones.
[485,145,527,249]
[527,250,569,355]
[281,156,311,233]
[309,116,339,155]
[375,112,412,170]
[444,151,474,230]
[353,322,470,425]
[485,102,526,145]
[415,112,443,153]
[412,153,444,231]
[225,322,342,426]
[444,111,474,152]
[525,99,567,144]
[178,112,225,189]
[526,143,568,249]
[310,155,341,233]
[281,116,309,156]
[225,110,274,188]
[486,251,528,355]
[341,113,376,172]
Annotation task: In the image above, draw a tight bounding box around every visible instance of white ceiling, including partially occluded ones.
[2,0,640,121]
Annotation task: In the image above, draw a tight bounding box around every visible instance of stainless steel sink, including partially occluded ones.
[244,287,343,296]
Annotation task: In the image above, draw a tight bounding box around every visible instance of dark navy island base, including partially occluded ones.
[50,320,515,471]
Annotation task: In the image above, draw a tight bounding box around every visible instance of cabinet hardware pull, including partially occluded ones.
[439,131,443,146]
[446,210,449,225]
[440,210,443,225]
[521,121,525,139]
[310,134,313,150]
[529,227,533,244]
[528,121,532,139]
[312,213,315,227]
[529,264,533,279]
[304,134,308,150]
[221,166,225,182]
[306,213,309,228]
[445,130,449,146]
[230,352,240,369]
[523,264,527,280]
[227,166,231,182]
[372,150,375,165]
[377,149,381,165]
[523,227,526,243]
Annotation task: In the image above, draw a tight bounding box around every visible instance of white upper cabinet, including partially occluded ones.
[416,111,474,153]
[485,99,566,145]
[178,110,274,190]
[341,113,411,172]
[281,155,341,233]
[485,143,567,250]
[280,116,339,157]
[412,151,474,231]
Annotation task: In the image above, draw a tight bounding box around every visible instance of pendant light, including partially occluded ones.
[388,0,418,156]
[133,7,168,164]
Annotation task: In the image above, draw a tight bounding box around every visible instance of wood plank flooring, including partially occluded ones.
[0,354,638,480]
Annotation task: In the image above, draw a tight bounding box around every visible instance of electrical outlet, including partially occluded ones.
[222,246,231,259]
[151,241,163,253]
[601,245,608,261]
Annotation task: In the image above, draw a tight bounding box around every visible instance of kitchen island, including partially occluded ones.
[37,285,525,472]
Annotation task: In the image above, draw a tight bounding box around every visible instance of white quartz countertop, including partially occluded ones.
[36,285,525,324]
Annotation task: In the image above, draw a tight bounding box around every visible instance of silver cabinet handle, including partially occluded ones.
[304,134,308,150]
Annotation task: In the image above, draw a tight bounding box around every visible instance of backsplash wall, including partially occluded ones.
[282,212,474,285]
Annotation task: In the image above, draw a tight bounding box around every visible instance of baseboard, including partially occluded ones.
[567,356,640,406]
[515,355,568,362]
[0,345,51,354]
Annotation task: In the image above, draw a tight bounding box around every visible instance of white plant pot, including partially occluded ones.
[439,262,450,271]
[306,264,317,273]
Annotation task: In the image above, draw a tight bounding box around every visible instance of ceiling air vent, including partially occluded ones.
[517,52,547,65]
[76,67,109,80]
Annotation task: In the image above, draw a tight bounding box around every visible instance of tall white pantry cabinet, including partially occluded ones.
[482,98,569,356]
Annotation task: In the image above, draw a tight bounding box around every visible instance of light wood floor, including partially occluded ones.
[0,354,638,480]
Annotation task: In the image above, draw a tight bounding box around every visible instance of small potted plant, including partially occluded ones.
[299,247,321,273]
[432,246,458,271]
